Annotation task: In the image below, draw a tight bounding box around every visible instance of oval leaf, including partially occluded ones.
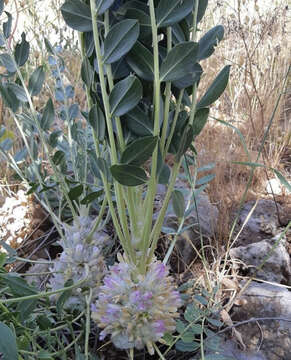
[61,0,92,32]
[40,98,55,131]
[193,108,209,136]
[109,75,142,117]
[103,19,140,64]
[121,136,158,166]
[0,53,16,73]
[14,32,30,67]
[197,25,224,61]
[0,322,18,360]
[197,65,230,109]
[172,190,185,218]
[88,104,105,141]
[125,106,153,136]
[160,42,199,82]
[111,164,148,186]
[126,41,154,81]
[157,0,194,28]
[6,83,28,102]
[28,66,45,96]
[96,0,115,14]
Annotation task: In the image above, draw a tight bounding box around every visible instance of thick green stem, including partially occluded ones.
[140,0,161,270]
[90,1,131,248]
[104,11,138,248]
[148,160,181,260]
[189,0,200,125]
[160,27,172,156]
[165,90,184,155]
[78,31,132,259]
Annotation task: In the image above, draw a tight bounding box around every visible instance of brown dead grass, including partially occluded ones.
[194,0,290,242]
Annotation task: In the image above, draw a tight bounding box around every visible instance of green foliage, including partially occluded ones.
[0,321,18,360]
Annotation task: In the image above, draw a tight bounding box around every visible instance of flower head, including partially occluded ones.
[49,216,109,308]
[91,255,182,355]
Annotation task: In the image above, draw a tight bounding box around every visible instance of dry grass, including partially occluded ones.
[194,0,290,242]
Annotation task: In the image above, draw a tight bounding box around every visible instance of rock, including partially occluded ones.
[234,200,284,246]
[265,178,290,195]
[231,282,291,360]
[163,188,218,267]
[230,234,291,284]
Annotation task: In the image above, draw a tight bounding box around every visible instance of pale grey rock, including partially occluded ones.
[234,200,284,246]
[230,234,291,284]
[231,282,291,360]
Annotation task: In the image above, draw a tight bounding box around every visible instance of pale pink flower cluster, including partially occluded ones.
[91,255,182,355]
[49,216,109,308]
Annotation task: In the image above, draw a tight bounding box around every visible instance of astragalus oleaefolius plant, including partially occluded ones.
[0,0,229,357]
[60,0,230,355]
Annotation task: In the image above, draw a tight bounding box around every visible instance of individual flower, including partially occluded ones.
[91,254,182,355]
[49,216,109,308]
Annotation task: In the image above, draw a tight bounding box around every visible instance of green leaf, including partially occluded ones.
[160,42,199,82]
[44,38,54,54]
[111,164,148,186]
[37,350,54,359]
[0,53,16,73]
[197,0,208,23]
[125,106,153,136]
[0,83,19,112]
[197,25,224,61]
[184,303,201,322]
[68,184,83,201]
[173,63,203,89]
[17,299,38,323]
[172,190,185,218]
[81,57,94,87]
[0,322,18,360]
[96,157,110,180]
[109,75,142,116]
[121,136,158,166]
[6,83,28,102]
[271,169,291,193]
[176,319,187,334]
[14,32,30,67]
[103,19,140,64]
[196,174,215,186]
[52,150,66,166]
[175,124,194,162]
[207,318,223,327]
[0,252,6,267]
[194,294,208,305]
[40,98,55,131]
[181,332,195,343]
[175,340,200,352]
[80,190,103,205]
[28,66,45,96]
[190,324,203,334]
[96,0,115,14]
[3,11,12,39]
[56,279,73,316]
[0,274,38,296]
[157,0,194,28]
[193,108,209,136]
[197,65,230,108]
[125,8,151,39]
[126,41,154,81]
[88,104,105,141]
[61,0,92,32]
